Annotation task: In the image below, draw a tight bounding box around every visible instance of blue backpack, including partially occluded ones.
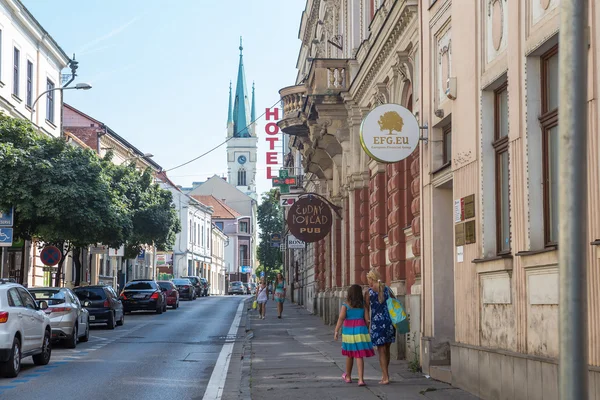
[386,287,410,334]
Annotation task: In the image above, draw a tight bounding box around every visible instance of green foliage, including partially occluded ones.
[0,114,180,273]
[257,189,283,279]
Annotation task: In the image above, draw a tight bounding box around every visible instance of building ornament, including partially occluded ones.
[303,0,323,46]
[353,5,417,104]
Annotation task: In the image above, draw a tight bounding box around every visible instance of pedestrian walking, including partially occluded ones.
[274,273,286,318]
[256,279,268,319]
[365,269,395,385]
[334,284,375,387]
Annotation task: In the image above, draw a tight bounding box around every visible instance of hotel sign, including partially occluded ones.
[286,197,332,243]
[360,104,420,163]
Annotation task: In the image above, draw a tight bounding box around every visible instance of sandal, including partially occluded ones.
[342,373,352,383]
[358,381,366,386]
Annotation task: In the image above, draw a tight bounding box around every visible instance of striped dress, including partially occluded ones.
[341,303,375,358]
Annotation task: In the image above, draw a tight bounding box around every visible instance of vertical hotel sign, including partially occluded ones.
[265,107,281,179]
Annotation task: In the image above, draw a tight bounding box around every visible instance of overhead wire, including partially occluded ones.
[165,99,283,172]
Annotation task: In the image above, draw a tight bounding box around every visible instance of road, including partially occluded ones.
[0,295,247,400]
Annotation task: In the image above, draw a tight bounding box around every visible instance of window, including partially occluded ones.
[239,244,248,266]
[443,124,452,165]
[17,287,37,310]
[540,45,559,246]
[202,225,205,247]
[215,222,224,231]
[46,79,55,123]
[0,30,3,79]
[239,221,249,233]
[7,288,23,307]
[26,61,33,107]
[13,47,19,97]
[494,83,510,253]
[237,168,247,186]
[189,219,192,243]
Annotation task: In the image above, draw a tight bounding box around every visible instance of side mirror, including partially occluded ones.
[38,300,48,310]
[83,300,91,307]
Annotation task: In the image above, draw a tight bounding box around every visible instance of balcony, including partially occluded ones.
[306,59,349,95]
[278,85,308,137]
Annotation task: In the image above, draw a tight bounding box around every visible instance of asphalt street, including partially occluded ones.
[0,295,248,400]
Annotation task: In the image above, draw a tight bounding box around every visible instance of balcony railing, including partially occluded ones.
[280,85,306,120]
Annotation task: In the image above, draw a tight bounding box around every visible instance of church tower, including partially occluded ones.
[227,37,258,200]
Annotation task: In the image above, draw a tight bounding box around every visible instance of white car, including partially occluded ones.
[0,281,52,377]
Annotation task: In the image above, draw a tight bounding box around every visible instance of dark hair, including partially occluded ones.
[346,284,364,308]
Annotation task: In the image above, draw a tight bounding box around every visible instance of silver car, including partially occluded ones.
[29,288,89,348]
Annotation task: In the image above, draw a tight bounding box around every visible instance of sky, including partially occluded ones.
[22,0,306,198]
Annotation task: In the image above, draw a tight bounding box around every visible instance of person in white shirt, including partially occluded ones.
[256,279,268,319]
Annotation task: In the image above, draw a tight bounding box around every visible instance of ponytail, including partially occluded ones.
[378,280,384,304]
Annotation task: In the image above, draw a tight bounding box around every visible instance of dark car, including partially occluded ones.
[182,276,202,297]
[73,285,124,329]
[200,278,210,297]
[120,280,167,314]
[228,281,246,295]
[157,281,179,309]
[172,278,196,300]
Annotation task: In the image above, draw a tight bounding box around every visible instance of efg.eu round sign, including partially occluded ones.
[286,196,332,243]
[360,103,420,163]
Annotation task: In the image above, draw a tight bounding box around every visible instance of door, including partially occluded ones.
[106,287,123,321]
[16,288,44,350]
[68,290,87,336]
[7,288,31,351]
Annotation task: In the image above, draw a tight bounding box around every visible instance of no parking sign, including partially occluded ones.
[40,246,62,266]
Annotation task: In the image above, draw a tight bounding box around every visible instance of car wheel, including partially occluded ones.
[32,330,51,366]
[156,305,163,314]
[80,322,90,342]
[66,325,77,349]
[1,336,21,377]
[107,312,116,329]
[162,302,167,312]
[116,313,124,326]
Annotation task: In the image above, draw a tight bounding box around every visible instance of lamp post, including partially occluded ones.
[30,82,92,126]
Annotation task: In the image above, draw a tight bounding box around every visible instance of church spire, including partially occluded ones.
[227,81,233,124]
[232,37,251,137]
[251,81,256,123]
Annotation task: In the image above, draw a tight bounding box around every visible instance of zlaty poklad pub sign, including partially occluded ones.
[286,196,333,243]
[360,104,420,163]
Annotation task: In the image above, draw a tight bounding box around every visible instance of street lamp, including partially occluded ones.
[30,82,92,124]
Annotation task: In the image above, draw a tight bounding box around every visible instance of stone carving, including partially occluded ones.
[488,0,505,51]
[454,150,474,167]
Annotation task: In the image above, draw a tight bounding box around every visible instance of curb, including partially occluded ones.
[221,297,253,400]
[239,299,253,400]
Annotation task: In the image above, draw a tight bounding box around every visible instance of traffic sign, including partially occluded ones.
[42,266,57,273]
[0,208,13,226]
[0,228,13,247]
[40,246,62,266]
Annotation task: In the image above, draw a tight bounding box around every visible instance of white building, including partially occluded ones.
[211,224,227,295]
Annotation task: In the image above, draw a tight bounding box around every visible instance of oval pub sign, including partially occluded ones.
[286,196,332,243]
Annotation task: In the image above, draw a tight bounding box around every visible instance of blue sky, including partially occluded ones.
[23,0,306,197]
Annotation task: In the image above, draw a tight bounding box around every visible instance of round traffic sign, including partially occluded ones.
[40,246,62,266]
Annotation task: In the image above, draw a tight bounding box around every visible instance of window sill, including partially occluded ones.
[591,240,600,246]
[431,161,451,176]
[473,254,513,274]
[25,104,32,112]
[11,94,22,103]
[45,119,57,129]
[0,81,5,88]
[515,246,557,257]
[516,247,558,268]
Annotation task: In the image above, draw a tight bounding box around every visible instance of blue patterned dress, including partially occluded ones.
[368,287,396,346]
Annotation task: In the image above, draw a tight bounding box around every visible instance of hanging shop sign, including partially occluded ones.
[287,235,306,249]
[286,196,332,243]
[359,103,420,163]
[265,107,281,179]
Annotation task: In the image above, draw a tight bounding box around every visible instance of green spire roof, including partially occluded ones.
[227,81,233,123]
[251,82,256,123]
[232,37,251,137]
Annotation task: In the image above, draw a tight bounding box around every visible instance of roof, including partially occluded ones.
[231,37,253,137]
[191,195,241,219]
[64,103,163,171]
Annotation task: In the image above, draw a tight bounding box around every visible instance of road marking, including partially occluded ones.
[202,300,245,400]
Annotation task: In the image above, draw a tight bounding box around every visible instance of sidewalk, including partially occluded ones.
[247,300,479,400]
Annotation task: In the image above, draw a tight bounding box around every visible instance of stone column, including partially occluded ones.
[369,160,388,283]
[386,162,406,282]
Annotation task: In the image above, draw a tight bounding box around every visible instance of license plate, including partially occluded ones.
[134,294,146,299]
[89,316,95,321]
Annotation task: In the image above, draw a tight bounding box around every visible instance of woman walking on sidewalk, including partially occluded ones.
[256,279,268,319]
[274,273,286,318]
[365,269,395,385]
[334,284,375,387]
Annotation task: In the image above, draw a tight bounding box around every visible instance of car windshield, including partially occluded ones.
[158,282,173,290]
[184,277,198,284]
[74,287,106,301]
[173,279,191,285]
[230,282,242,287]
[124,282,154,290]
[30,289,66,305]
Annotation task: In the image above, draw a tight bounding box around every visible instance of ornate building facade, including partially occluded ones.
[279,0,600,398]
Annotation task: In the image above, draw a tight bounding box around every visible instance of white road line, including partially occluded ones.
[202,300,245,400]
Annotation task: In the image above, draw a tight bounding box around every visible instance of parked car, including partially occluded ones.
[73,285,124,329]
[248,283,257,295]
[171,279,196,301]
[242,283,250,294]
[182,276,202,297]
[120,280,167,314]
[200,278,210,297]
[157,281,179,309]
[29,287,89,348]
[0,281,51,377]
[228,281,247,295]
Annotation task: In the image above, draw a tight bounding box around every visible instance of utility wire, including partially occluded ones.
[165,99,283,172]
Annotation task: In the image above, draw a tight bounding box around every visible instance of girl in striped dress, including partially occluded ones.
[334,284,375,386]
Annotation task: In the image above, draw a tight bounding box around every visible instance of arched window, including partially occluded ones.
[237,168,247,186]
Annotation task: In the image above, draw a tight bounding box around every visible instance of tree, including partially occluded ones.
[257,189,283,282]
[377,111,404,134]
